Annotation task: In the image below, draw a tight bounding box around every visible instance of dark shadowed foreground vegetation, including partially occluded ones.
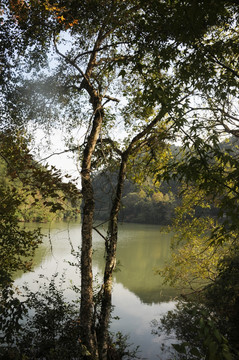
[1,0,239,359]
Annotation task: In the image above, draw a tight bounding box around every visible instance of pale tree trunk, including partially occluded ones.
[80,103,104,359]
[78,27,108,359]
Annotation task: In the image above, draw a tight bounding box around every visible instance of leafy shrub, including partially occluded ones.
[0,274,139,360]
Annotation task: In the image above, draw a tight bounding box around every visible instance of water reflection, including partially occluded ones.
[111,282,176,360]
[14,222,177,359]
[93,223,177,303]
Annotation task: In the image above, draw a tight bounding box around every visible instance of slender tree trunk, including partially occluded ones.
[80,103,104,359]
[97,156,128,360]
[78,28,107,358]
[97,106,167,359]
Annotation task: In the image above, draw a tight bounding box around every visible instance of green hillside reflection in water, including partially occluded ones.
[14,222,178,359]
[93,222,176,304]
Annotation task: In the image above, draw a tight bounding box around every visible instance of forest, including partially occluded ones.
[0,0,239,359]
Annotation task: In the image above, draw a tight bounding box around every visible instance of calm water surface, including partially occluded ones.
[14,222,178,359]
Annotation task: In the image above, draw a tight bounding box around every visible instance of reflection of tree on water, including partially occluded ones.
[12,222,177,359]
[13,223,74,281]
[14,223,177,305]
[13,234,50,281]
[93,224,178,304]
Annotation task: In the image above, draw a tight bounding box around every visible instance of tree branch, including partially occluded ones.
[97,137,122,156]
[38,147,79,163]
[93,226,107,241]
[212,55,239,79]
[185,106,239,123]
[102,94,120,104]
[73,41,131,63]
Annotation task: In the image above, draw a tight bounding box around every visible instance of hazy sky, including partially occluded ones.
[32,127,82,187]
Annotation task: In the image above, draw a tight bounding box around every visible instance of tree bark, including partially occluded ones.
[97,156,128,360]
[80,103,104,359]
[97,106,168,359]
[78,27,108,359]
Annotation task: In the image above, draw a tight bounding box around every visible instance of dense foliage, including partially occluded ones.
[93,170,179,225]
[0,131,80,223]
[156,137,239,359]
[0,274,139,360]
[0,130,80,285]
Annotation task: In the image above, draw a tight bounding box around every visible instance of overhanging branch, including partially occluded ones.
[38,147,79,163]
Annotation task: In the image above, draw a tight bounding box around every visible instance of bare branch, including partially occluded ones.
[103,94,120,104]
[221,123,239,137]
[73,41,131,63]
[38,147,79,163]
[53,34,86,80]
[185,106,239,122]
[93,226,107,241]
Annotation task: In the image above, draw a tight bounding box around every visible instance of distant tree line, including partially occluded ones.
[93,171,176,225]
[93,141,225,225]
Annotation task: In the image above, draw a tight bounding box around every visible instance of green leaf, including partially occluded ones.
[190,347,201,357]
[118,69,126,78]
[172,342,188,354]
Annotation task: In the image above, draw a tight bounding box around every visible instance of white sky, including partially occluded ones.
[29,108,128,190]
[31,127,82,188]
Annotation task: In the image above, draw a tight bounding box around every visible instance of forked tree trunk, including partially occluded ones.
[97,106,167,359]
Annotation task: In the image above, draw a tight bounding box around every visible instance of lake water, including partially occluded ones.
[14,222,178,359]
